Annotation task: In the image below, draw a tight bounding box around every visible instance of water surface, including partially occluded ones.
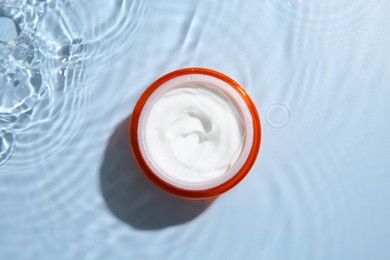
[1,0,390,259]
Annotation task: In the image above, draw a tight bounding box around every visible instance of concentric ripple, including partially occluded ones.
[0,0,148,169]
[0,1,46,129]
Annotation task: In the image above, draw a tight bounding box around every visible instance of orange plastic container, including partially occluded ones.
[130,68,261,199]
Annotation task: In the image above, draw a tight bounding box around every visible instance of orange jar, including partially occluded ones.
[130,68,261,199]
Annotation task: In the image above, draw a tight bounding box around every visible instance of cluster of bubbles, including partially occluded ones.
[0,0,79,166]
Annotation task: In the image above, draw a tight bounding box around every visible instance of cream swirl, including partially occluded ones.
[144,85,244,183]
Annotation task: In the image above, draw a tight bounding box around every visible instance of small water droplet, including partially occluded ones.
[265,103,292,130]
[58,68,68,76]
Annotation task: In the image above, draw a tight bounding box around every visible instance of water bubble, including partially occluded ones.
[265,103,292,130]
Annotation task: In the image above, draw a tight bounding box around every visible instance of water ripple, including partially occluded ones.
[1,0,390,259]
[0,130,14,166]
[0,0,90,166]
[264,0,387,45]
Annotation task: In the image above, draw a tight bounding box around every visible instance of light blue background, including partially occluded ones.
[1,0,390,259]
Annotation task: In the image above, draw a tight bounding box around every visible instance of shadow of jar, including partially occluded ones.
[99,115,215,230]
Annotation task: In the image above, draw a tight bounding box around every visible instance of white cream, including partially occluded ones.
[144,84,244,184]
